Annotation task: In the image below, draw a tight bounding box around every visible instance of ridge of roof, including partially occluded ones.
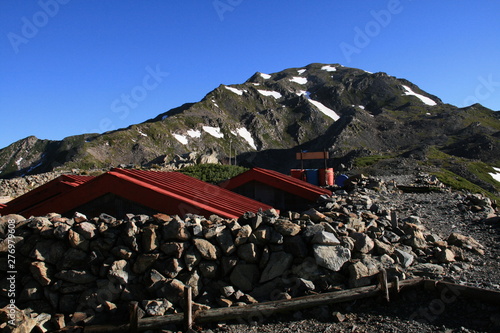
[2,169,273,219]
[219,167,332,201]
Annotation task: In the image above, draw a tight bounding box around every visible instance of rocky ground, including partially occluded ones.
[204,174,500,333]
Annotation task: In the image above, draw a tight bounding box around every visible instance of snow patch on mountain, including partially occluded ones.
[321,65,337,72]
[402,85,437,106]
[173,134,188,145]
[290,77,308,85]
[203,126,224,138]
[297,91,339,121]
[187,130,201,138]
[236,128,257,149]
[224,86,245,96]
[257,90,282,99]
[260,73,271,79]
[489,167,500,182]
[297,69,306,75]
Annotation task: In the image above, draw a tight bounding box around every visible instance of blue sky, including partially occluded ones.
[1,0,499,149]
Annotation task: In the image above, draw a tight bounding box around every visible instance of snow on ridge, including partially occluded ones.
[297,69,306,75]
[15,157,23,168]
[402,85,437,106]
[490,167,500,182]
[138,129,148,137]
[290,77,308,85]
[257,89,282,99]
[260,73,271,79]
[308,99,340,121]
[321,65,337,72]
[236,128,257,150]
[187,129,201,138]
[298,90,339,121]
[173,134,188,145]
[224,86,245,96]
[203,126,224,138]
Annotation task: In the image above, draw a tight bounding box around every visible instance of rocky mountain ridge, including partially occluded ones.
[0,63,499,196]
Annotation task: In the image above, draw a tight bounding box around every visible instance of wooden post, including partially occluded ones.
[390,211,398,229]
[129,302,138,333]
[378,269,389,302]
[184,286,193,332]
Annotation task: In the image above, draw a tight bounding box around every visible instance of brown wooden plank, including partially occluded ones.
[84,278,424,332]
[295,151,329,160]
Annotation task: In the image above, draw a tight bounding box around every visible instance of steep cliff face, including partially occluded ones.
[0,63,499,195]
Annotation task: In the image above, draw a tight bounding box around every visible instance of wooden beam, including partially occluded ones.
[84,278,423,332]
[295,151,329,160]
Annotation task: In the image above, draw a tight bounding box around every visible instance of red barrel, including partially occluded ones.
[319,168,334,186]
[290,169,306,181]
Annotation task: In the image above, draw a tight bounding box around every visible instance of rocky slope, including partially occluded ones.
[0,63,499,197]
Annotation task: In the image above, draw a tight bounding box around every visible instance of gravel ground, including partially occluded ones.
[196,175,500,333]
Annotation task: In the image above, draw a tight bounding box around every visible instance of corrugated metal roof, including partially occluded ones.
[0,175,94,216]
[220,167,332,202]
[3,169,272,219]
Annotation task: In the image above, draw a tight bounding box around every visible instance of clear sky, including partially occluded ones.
[1,0,499,149]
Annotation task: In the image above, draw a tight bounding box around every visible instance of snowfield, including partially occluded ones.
[202,126,224,138]
[402,85,437,106]
[290,77,308,85]
[257,89,282,99]
[224,86,245,96]
[236,127,257,149]
[321,65,337,72]
[173,134,188,145]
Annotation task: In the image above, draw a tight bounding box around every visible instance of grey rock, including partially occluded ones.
[237,242,260,263]
[216,227,236,255]
[313,245,351,272]
[394,248,414,268]
[260,251,293,283]
[107,260,129,285]
[230,263,260,292]
[312,231,341,245]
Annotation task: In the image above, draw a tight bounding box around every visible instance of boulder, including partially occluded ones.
[260,251,293,283]
[313,245,351,272]
[192,238,219,260]
[312,231,341,245]
[107,260,129,285]
[274,219,301,237]
[230,263,260,292]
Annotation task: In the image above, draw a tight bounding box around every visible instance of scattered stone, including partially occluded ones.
[193,238,220,260]
[313,245,351,272]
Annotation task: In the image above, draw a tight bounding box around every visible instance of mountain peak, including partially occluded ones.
[0,64,498,197]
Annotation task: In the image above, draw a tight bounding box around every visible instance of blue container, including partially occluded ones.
[335,174,349,187]
[305,169,319,186]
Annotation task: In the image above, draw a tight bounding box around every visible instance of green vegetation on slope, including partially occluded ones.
[179,164,248,184]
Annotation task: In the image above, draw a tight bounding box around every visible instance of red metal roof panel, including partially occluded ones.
[7,169,273,219]
[0,174,94,216]
[220,167,332,202]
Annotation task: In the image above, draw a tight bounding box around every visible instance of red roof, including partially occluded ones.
[0,175,94,216]
[2,169,272,219]
[219,167,332,202]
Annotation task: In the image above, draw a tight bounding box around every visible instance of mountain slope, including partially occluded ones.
[0,63,499,196]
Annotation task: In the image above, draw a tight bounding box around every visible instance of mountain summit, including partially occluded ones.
[0,63,499,195]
